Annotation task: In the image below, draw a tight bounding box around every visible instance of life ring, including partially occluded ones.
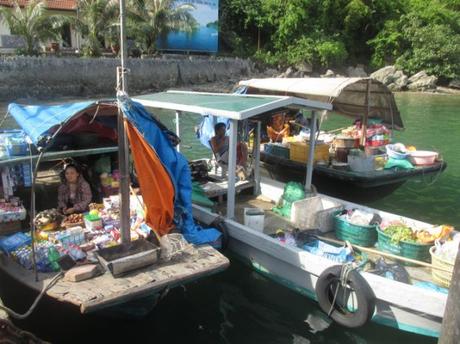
[211,218,229,251]
[315,265,375,328]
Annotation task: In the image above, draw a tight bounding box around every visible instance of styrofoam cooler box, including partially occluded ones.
[244,208,265,232]
[291,196,343,232]
[347,155,375,172]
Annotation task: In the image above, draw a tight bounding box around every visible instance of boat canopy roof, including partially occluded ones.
[7,101,117,145]
[239,78,403,129]
[132,90,332,119]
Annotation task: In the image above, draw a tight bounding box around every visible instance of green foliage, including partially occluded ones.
[0,0,65,56]
[368,0,460,80]
[220,0,459,80]
[73,0,119,57]
[316,40,348,67]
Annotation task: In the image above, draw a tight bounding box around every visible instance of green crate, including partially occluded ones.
[265,144,290,159]
[333,212,378,247]
[377,228,433,264]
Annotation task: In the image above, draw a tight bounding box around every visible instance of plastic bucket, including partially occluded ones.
[244,208,265,232]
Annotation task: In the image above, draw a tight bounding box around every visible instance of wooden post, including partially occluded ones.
[439,242,460,343]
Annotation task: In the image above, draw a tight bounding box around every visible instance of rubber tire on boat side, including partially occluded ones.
[315,265,376,328]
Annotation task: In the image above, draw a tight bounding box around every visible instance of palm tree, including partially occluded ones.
[128,0,198,55]
[74,0,119,57]
[0,0,64,55]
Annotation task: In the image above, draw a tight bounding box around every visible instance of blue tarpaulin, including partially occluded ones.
[120,99,221,245]
[8,101,95,145]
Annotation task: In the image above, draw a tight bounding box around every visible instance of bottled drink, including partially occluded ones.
[48,246,61,271]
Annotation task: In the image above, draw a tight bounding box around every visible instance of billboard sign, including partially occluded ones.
[157,0,219,53]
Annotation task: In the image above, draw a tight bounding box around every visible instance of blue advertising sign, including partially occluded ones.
[157,0,219,53]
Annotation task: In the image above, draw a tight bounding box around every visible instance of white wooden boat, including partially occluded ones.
[133,90,448,337]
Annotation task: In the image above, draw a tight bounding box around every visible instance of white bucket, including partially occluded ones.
[244,208,265,232]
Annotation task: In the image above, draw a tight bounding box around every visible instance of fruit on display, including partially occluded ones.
[34,209,60,228]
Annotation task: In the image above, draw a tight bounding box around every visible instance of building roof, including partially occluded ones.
[0,0,76,11]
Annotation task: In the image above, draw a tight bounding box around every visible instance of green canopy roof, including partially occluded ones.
[132,91,331,120]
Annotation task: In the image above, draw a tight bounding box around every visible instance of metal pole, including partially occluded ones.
[175,111,181,152]
[361,79,371,147]
[305,111,318,192]
[439,242,460,343]
[253,121,261,195]
[226,119,238,219]
[118,0,130,244]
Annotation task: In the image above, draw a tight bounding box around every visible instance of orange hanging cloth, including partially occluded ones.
[126,122,175,235]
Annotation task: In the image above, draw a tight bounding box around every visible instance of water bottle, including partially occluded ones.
[48,246,61,271]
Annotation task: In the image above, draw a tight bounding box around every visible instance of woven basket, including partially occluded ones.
[377,228,433,265]
[333,212,378,247]
[430,246,454,288]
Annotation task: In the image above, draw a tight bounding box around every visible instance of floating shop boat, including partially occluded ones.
[237,78,447,201]
[0,98,229,317]
[133,90,451,337]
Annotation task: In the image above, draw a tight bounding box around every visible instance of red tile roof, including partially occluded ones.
[0,0,77,11]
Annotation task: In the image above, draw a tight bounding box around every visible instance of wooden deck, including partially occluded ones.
[0,245,228,314]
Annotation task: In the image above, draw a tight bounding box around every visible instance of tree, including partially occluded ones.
[127,0,198,55]
[74,0,119,57]
[0,0,64,55]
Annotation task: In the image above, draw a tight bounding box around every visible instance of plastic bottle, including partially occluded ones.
[48,246,61,271]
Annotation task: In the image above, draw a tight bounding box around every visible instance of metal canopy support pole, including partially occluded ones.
[118,0,130,244]
[253,121,261,195]
[226,119,238,219]
[175,111,181,152]
[305,110,318,192]
[361,79,371,146]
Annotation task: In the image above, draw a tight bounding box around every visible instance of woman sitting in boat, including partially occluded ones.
[58,163,92,215]
[267,112,290,142]
[210,122,248,167]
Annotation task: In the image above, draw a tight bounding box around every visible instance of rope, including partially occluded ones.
[0,271,63,320]
[327,252,368,317]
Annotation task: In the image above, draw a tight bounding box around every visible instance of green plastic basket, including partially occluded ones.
[333,212,378,247]
[377,228,433,264]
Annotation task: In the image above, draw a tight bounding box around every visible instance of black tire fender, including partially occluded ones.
[211,219,229,251]
[315,265,376,328]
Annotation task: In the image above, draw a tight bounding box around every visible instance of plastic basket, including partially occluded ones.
[430,246,454,288]
[377,228,433,264]
[333,212,378,247]
[289,142,329,163]
[291,197,343,232]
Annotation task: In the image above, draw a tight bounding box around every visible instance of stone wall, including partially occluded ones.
[0,56,253,101]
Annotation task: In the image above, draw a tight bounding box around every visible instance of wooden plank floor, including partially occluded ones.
[0,245,229,314]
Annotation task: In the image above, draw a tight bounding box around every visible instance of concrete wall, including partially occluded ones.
[0,56,253,101]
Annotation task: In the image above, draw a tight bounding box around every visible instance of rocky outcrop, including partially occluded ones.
[370,66,441,92]
[346,65,367,77]
[406,71,438,91]
[448,79,460,89]
[370,65,408,91]
[320,69,335,78]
